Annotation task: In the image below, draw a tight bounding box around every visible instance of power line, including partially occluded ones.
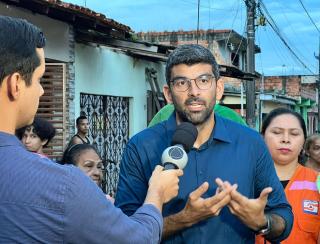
[258,0,315,74]
[179,0,236,11]
[197,0,200,44]
[298,0,320,34]
[224,0,241,60]
[277,1,316,68]
[231,19,247,64]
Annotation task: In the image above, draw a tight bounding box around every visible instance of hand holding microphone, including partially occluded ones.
[162,122,198,170]
[147,123,198,207]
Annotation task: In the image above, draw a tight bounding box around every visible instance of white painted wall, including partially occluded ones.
[0,2,71,62]
[75,43,166,137]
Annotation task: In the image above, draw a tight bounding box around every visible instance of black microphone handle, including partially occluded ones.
[163,162,179,170]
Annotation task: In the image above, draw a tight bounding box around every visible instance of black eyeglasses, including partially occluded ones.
[170,74,215,92]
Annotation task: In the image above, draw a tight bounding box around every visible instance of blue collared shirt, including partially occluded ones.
[0,132,163,243]
[115,114,293,244]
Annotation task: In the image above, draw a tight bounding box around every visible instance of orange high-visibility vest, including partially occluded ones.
[256,165,320,244]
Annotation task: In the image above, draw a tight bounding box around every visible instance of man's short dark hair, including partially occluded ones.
[165,44,220,85]
[0,16,46,86]
[16,117,56,147]
[76,116,88,126]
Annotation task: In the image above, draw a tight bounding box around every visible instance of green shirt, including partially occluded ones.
[148,103,247,127]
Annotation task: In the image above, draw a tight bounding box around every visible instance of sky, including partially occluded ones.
[66,0,320,76]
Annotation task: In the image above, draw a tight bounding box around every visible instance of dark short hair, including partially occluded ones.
[16,117,56,147]
[76,116,88,126]
[165,44,220,85]
[60,144,100,166]
[261,107,307,140]
[0,16,46,86]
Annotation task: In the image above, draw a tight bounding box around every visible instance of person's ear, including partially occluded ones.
[41,139,48,147]
[215,77,225,101]
[6,73,23,101]
[163,84,173,104]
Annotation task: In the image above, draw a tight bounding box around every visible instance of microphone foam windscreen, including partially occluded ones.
[171,122,198,152]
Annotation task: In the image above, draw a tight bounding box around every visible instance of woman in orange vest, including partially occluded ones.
[257,108,319,244]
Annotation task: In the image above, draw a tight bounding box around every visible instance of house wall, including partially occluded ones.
[75,43,166,137]
[1,2,76,148]
[261,101,288,114]
[0,2,72,62]
[263,76,301,98]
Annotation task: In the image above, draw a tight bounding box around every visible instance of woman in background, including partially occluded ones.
[257,107,319,244]
[305,134,320,172]
[16,116,56,156]
[61,144,114,202]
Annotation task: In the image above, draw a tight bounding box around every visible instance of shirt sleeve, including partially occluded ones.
[254,139,294,242]
[64,166,163,244]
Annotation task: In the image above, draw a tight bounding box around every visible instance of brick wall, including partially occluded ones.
[262,76,317,102]
[138,31,246,90]
[263,76,301,98]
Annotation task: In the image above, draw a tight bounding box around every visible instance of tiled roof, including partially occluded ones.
[1,0,133,34]
[138,29,233,36]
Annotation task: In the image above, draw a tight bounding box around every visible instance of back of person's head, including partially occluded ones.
[0,16,46,86]
[261,107,307,140]
[76,115,88,126]
[60,144,99,165]
[165,44,220,85]
[16,117,56,146]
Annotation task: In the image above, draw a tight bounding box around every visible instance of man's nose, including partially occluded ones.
[187,80,200,97]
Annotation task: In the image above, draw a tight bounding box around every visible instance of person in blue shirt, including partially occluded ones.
[0,16,183,243]
[115,44,293,243]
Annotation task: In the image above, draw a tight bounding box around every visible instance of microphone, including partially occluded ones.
[161,122,198,170]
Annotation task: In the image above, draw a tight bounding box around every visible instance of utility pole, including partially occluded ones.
[315,37,320,132]
[245,0,256,128]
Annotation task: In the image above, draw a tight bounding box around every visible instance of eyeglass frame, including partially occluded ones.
[169,73,217,92]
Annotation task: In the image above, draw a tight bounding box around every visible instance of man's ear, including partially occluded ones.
[163,84,173,104]
[6,73,23,101]
[215,77,225,101]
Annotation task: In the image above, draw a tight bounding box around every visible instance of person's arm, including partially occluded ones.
[64,166,182,244]
[70,136,82,145]
[162,179,236,239]
[145,165,183,211]
[225,139,293,242]
[115,142,152,215]
[256,142,293,242]
[224,185,287,240]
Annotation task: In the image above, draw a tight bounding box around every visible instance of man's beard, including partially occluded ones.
[172,96,215,125]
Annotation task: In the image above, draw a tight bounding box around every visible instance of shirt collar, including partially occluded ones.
[211,114,232,143]
[165,112,232,148]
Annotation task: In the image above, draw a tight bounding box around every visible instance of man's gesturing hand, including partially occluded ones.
[180,178,237,226]
[227,186,273,230]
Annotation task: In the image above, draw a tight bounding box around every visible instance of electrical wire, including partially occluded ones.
[298,0,320,34]
[224,0,241,61]
[277,1,316,67]
[258,0,315,74]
